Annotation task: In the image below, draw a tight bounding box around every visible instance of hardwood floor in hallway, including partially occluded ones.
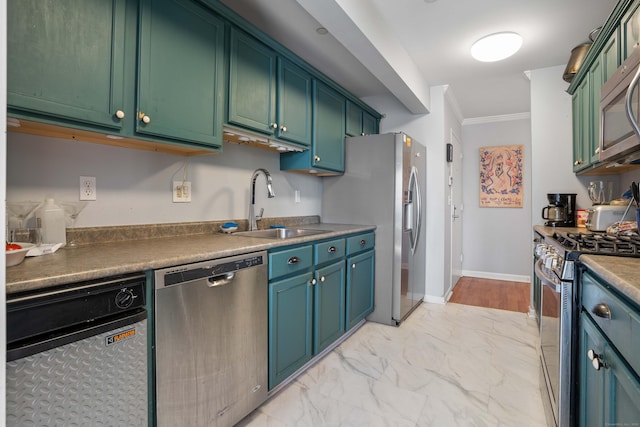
[448,276,530,313]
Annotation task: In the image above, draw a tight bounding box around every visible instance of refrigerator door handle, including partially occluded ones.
[412,167,422,254]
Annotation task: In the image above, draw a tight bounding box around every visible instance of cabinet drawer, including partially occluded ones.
[269,245,313,280]
[582,272,637,372]
[346,232,375,255]
[314,239,345,265]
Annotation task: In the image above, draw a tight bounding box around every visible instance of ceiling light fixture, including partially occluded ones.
[316,27,328,35]
[470,32,523,62]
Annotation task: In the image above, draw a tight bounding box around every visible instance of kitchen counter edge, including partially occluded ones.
[6,223,376,295]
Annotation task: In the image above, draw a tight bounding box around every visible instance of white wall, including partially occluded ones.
[6,133,322,227]
[461,117,532,280]
[364,86,462,301]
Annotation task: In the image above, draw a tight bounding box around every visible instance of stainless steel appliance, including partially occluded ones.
[534,231,640,427]
[6,274,148,426]
[154,251,268,427]
[600,44,640,163]
[542,193,577,227]
[322,132,426,326]
[585,204,636,231]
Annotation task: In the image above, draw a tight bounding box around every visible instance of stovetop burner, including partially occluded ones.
[552,232,640,256]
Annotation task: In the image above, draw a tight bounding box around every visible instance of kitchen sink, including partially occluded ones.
[233,228,328,240]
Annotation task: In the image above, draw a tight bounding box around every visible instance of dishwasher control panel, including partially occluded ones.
[158,253,265,287]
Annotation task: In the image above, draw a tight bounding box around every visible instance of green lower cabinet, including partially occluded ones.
[268,271,314,390]
[579,312,640,426]
[314,261,346,354]
[346,249,375,330]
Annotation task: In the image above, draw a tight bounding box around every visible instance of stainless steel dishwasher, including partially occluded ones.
[154,251,268,427]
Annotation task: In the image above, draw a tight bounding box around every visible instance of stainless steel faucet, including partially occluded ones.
[249,168,275,230]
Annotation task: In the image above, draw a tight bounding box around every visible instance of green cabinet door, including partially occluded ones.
[573,77,591,172]
[346,250,375,330]
[276,58,312,147]
[313,81,346,172]
[362,110,378,136]
[588,57,603,166]
[228,28,277,136]
[602,30,620,83]
[269,271,314,389]
[8,0,128,129]
[604,343,640,426]
[137,0,225,149]
[314,261,346,354]
[579,312,606,427]
[346,99,363,137]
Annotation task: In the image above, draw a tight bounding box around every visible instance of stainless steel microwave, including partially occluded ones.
[600,46,640,162]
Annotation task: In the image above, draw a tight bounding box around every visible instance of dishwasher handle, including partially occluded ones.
[208,272,235,287]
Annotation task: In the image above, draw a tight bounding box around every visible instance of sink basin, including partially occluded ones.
[233,228,328,240]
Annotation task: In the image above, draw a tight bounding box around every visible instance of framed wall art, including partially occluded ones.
[479,144,523,208]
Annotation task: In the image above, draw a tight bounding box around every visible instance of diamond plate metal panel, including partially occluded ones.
[6,320,148,426]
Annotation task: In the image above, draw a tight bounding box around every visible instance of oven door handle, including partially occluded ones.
[535,259,562,293]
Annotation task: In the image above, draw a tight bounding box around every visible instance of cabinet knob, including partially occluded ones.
[320,276,326,282]
[270,123,278,129]
[280,125,287,132]
[351,263,356,269]
[328,246,337,253]
[574,159,583,166]
[314,155,321,162]
[139,112,151,124]
[360,239,366,246]
[287,256,299,265]
[115,110,125,119]
[591,303,611,320]
[595,147,600,154]
[308,278,317,286]
[587,349,604,371]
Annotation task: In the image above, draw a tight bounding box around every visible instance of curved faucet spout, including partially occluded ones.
[249,168,275,230]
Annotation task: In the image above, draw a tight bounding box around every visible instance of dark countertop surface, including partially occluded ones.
[6,223,375,296]
[533,225,640,307]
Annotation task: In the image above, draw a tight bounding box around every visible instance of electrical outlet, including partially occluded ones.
[80,176,97,201]
[173,181,192,203]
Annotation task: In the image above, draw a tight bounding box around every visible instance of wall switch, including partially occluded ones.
[294,190,301,203]
[173,181,192,203]
[80,176,97,201]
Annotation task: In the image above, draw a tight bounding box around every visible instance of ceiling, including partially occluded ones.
[220,0,617,119]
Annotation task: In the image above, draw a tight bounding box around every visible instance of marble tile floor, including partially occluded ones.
[238,302,547,427]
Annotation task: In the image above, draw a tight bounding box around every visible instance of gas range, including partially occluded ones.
[536,231,640,281]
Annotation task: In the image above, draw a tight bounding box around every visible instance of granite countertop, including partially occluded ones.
[6,223,375,295]
[533,224,640,306]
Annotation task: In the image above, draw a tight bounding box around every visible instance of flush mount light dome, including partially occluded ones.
[471,32,523,62]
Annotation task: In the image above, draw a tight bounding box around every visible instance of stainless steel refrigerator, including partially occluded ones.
[322,132,426,326]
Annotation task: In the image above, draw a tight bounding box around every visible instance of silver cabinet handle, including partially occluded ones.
[328,246,337,253]
[288,256,299,265]
[208,272,235,287]
[592,303,611,319]
[587,349,604,371]
[115,109,125,119]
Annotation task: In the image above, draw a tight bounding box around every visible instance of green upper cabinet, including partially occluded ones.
[7,0,128,130]
[281,80,346,174]
[276,59,313,146]
[588,57,603,165]
[602,30,620,83]
[346,99,378,137]
[621,1,640,61]
[137,0,225,149]
[228,28,278,136]
[572,76,591,173]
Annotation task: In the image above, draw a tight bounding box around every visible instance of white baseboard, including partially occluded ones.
[423,294,447,304]
[461,270,530,283]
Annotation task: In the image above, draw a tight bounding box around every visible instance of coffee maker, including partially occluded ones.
[542,193,577,227]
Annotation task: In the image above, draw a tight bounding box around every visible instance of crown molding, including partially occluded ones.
[462,112,531,126]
